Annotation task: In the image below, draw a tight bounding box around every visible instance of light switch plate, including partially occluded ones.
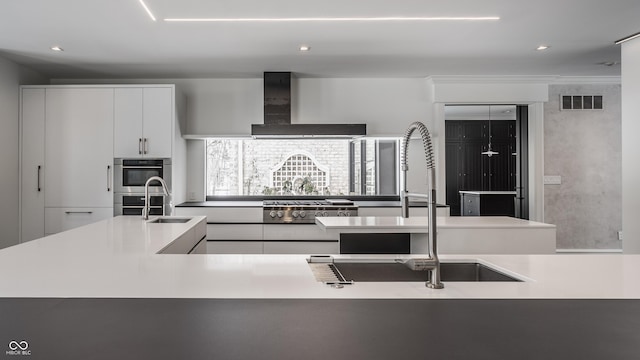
[544,175,562,185]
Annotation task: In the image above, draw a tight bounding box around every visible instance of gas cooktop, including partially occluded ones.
[262,199,357,223]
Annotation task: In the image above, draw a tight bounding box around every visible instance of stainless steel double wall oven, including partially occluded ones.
[114,158,172,216]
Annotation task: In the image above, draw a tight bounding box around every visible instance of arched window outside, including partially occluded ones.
[271,153,329,195]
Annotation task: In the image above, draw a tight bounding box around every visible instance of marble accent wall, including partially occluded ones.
[544,84,621,249]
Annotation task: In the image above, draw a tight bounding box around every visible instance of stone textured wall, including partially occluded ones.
[544,84,622,249]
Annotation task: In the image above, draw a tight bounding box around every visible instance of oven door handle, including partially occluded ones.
[139,138,143,155]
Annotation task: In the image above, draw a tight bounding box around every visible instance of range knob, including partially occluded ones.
[299,211,307,218]
[345,211,351,216]
[269,210,277,218]
[276,210,284,218]
[315,211,323,217]
[322,211,329,217]
[292,210,300,218]
[337,211,344,216]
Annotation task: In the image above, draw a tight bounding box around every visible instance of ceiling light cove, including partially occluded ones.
[163,16,500,23]
[299,45,311,52]
[536,45,550,51]
[50,46,64,52]
[138,0,157,21]
[615,31,640,45]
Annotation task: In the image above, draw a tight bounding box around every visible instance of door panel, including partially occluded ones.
[45,88,114,207]
[114,88,143,158]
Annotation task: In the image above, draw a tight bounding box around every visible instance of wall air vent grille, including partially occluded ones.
[561,95,604,110]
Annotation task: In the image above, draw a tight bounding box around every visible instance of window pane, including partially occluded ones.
[205,138,399,197]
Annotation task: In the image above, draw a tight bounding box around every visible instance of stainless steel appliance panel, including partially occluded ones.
[114,193,167,216]
[114,158,171,194]
[262,200,358,224]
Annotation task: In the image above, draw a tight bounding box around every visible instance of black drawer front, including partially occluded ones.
[340,233,410,254]
[122,207,163,216]
[123,195,164,206]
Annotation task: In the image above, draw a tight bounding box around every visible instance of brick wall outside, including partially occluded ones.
[207,139,350,196]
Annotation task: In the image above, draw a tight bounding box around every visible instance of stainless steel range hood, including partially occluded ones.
[251,72,367,138]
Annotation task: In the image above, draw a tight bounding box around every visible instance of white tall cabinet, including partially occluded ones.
[20,87,116,240]
[44,88,114,208]
[42,88,115,236]
[20,88,46,242]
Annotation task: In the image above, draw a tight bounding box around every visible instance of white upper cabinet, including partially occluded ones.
[114,86,173,158]
[44,88,114,208]
[142,87,173,158]
[114,88,143,158]
[20,88,46,242]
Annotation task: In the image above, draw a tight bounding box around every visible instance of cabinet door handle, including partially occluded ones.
[143,138,148,154]
[37,165,41,192]
[107,165,112,192]
[65,211,93,214]
[138,138,143,155]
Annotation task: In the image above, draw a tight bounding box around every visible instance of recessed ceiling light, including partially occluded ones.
[138,0,157,21]
[164,16,500,22]
[50,46,64,52]
[536,45,550,51]
[299,45,311,52]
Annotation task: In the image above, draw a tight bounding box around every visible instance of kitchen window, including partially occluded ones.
[205,138,400,197]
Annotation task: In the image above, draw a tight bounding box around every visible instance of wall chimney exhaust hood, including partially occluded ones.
[251,72,367,138]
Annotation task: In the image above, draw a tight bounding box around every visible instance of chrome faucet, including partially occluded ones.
[142,176,171,220]
[400,122,443,289]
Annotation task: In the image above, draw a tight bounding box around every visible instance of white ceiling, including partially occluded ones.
[1,0,638,79]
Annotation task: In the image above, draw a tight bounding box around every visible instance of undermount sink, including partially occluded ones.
[147,217,192,224]
[329,261,522,282]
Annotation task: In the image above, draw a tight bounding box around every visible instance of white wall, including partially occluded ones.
[622,39,640,253]
[0,56,47,249]
[53,77,432,136]
[296,78,431,135]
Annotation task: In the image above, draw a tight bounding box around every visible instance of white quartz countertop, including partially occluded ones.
[315,215,555,232]
[1,216,637,299]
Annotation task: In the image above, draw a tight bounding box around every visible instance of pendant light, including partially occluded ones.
[481,107,499,157]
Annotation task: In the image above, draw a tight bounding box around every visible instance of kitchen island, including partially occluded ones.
[1,216,639,359]
[316,215,556,254]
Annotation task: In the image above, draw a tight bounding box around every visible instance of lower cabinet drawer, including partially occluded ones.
[263,241,339,254]
[44,207,113,235]
[207,224,263,240]
[263,224,339,241]
[207,241,263,254]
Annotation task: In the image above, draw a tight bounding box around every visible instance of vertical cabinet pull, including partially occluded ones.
[107,165,112,192]
[143,138,148,154]
[37,165,41,192]
[138,138,143,155]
